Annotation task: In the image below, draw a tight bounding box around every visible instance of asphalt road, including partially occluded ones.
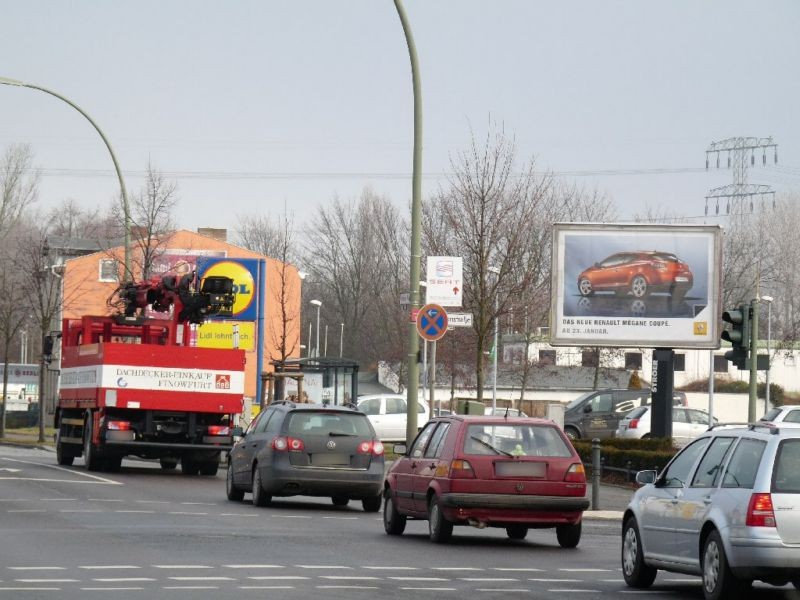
[1,445,798,600]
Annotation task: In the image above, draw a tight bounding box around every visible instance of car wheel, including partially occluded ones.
[578,278,593,296]
[362,494,381,513]
[332,495,350,507]
[506,526,528,540]
[631,275,648,298]
[383,493,407,535]
[251,466,271,507]
[702,530,748,600]
[428,496,453,544]
[104,456,122,472]
[622,517,657,588]
[159,458,178,471]
[199,459,219,477]
[556,521,581,548]
[226,462,244,502]
[181,458,200,476]
[564,427,579,441]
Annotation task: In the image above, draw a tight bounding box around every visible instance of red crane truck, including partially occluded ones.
[54,272,246,475]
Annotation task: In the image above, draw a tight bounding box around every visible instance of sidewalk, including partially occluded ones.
[0,430,54,450]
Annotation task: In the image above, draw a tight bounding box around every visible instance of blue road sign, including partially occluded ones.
[417,303,449,341]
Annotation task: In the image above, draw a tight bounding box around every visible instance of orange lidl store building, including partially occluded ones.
[61,229,302,421]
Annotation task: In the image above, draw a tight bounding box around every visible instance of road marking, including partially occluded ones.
[15,579,79,583]
[0,499,31,502]
[80,587,144,591]
[152,565,212,570]
[223,565,283,569]
[476,589,530,593]
[319,576,381,580]
[163,586,219,590]
[400,587,457,591]
[239,586,295,590]
[432,567,483,571]
[8,567,66,571]
[91,578,154,582]
[167,511,208,516]
[460,578,519,582]
[40,499,76,502]
[114,510,155,514]
[0,587,61,591]
[180,502,217,506]
[389,577,450,581]
[2,458,121,485]
[528,578,582,582]
[0,468,21,473]
[317,585,380,589]
[493,568,545,572]
[548,590,600,593]
[7,509,46,513]
[88,498,123,502]
[559,568,612,572]
[135,500,168,504]
[363,566,418,570]
[168,577,235,581]
[59,509,102,513]
[271,515,312,519]
[322,516,358,520]
[219,513,259,517]
[295,565,350,569]
[247,576,310,581]
[0,478,114,485]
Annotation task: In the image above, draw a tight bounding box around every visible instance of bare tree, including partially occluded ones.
[116,161,179,279]
[235,214,292,261]
[0,144,39,236]
[47,198,118,241]
[267,213,301,366]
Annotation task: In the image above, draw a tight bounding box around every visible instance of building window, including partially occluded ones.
[624,352,642,370]
[581,349,598,367]
[539,350,556,366]
[99,259,119,282]
[674,354,686,372]
[713,355,728,373]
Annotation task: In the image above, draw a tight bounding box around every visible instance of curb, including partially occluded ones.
[583,510,624,521]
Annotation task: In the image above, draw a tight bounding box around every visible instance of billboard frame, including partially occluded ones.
[549,223,723,349]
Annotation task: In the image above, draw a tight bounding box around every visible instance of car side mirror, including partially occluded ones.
[583,405,593,413]
[636,470,657,485]
[232,426,244,437]
[393,443,407,456]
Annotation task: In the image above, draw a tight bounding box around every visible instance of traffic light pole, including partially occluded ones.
[748,298,759,422]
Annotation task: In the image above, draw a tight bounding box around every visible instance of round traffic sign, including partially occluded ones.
[417,303,448,341]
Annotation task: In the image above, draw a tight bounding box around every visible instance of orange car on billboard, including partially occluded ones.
[577,251,693,300]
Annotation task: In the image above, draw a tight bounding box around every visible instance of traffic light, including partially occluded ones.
[721,305,751,370]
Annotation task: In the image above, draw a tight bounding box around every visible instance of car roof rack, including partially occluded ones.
[748,422,781,434]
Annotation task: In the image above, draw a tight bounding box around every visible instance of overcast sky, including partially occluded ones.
[2,1,798,234]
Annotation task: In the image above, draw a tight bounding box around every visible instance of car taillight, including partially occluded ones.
[629,418,639,429]
[449,459,475,479]
[357,441,384,455]
[106,420,131,431]
[207,425,230,436]
[746,493,776,527]
[564,463,586,483]
[272,436,305,452]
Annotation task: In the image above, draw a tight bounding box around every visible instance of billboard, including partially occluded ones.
[425,256,463,307]
[196,257,259,321]
[549,223,722,348]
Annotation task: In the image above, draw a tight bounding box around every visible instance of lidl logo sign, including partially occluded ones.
[197,258,259,320]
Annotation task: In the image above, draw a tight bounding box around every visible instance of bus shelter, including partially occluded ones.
[265,357,359,407]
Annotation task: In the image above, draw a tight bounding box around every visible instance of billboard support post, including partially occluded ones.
[651,349,675,439]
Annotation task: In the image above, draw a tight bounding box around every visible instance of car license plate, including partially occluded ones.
[495,461,546,478]
[312,454,349,466]
[675,276,689,282]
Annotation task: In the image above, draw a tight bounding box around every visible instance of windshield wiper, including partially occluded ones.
[470,435,513,457]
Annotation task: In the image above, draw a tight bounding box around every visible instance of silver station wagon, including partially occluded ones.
[621,423,800,600]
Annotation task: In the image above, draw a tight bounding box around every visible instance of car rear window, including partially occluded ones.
[463,424,572,457]
[773,440,800,493]
[761,408,782,422]
[286,411,373,437]
[626,406,648,420]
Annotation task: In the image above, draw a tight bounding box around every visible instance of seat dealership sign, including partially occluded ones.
[549,223,722,349]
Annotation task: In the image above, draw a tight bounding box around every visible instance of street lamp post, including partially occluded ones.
[762,295,773,411]
[0,76,132,280]
[488,266,500,414]
[310,300,322,358]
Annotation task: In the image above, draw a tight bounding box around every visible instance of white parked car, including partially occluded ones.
[760,405,800,426]
[616,405,717,447]
[357,394,430,441]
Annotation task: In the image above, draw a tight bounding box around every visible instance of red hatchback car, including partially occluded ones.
[577,251,693,299]
[383,415,589,545]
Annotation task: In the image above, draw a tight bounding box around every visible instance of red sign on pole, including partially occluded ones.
[416,304,448,341]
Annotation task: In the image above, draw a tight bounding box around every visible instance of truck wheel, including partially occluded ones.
[105,456,122,472]
[564,427,580,441]
[56,431,75,466]
[199,460,219,476]
[159,458,178,470]
[83,412,103,472]
[181,458,200,475]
